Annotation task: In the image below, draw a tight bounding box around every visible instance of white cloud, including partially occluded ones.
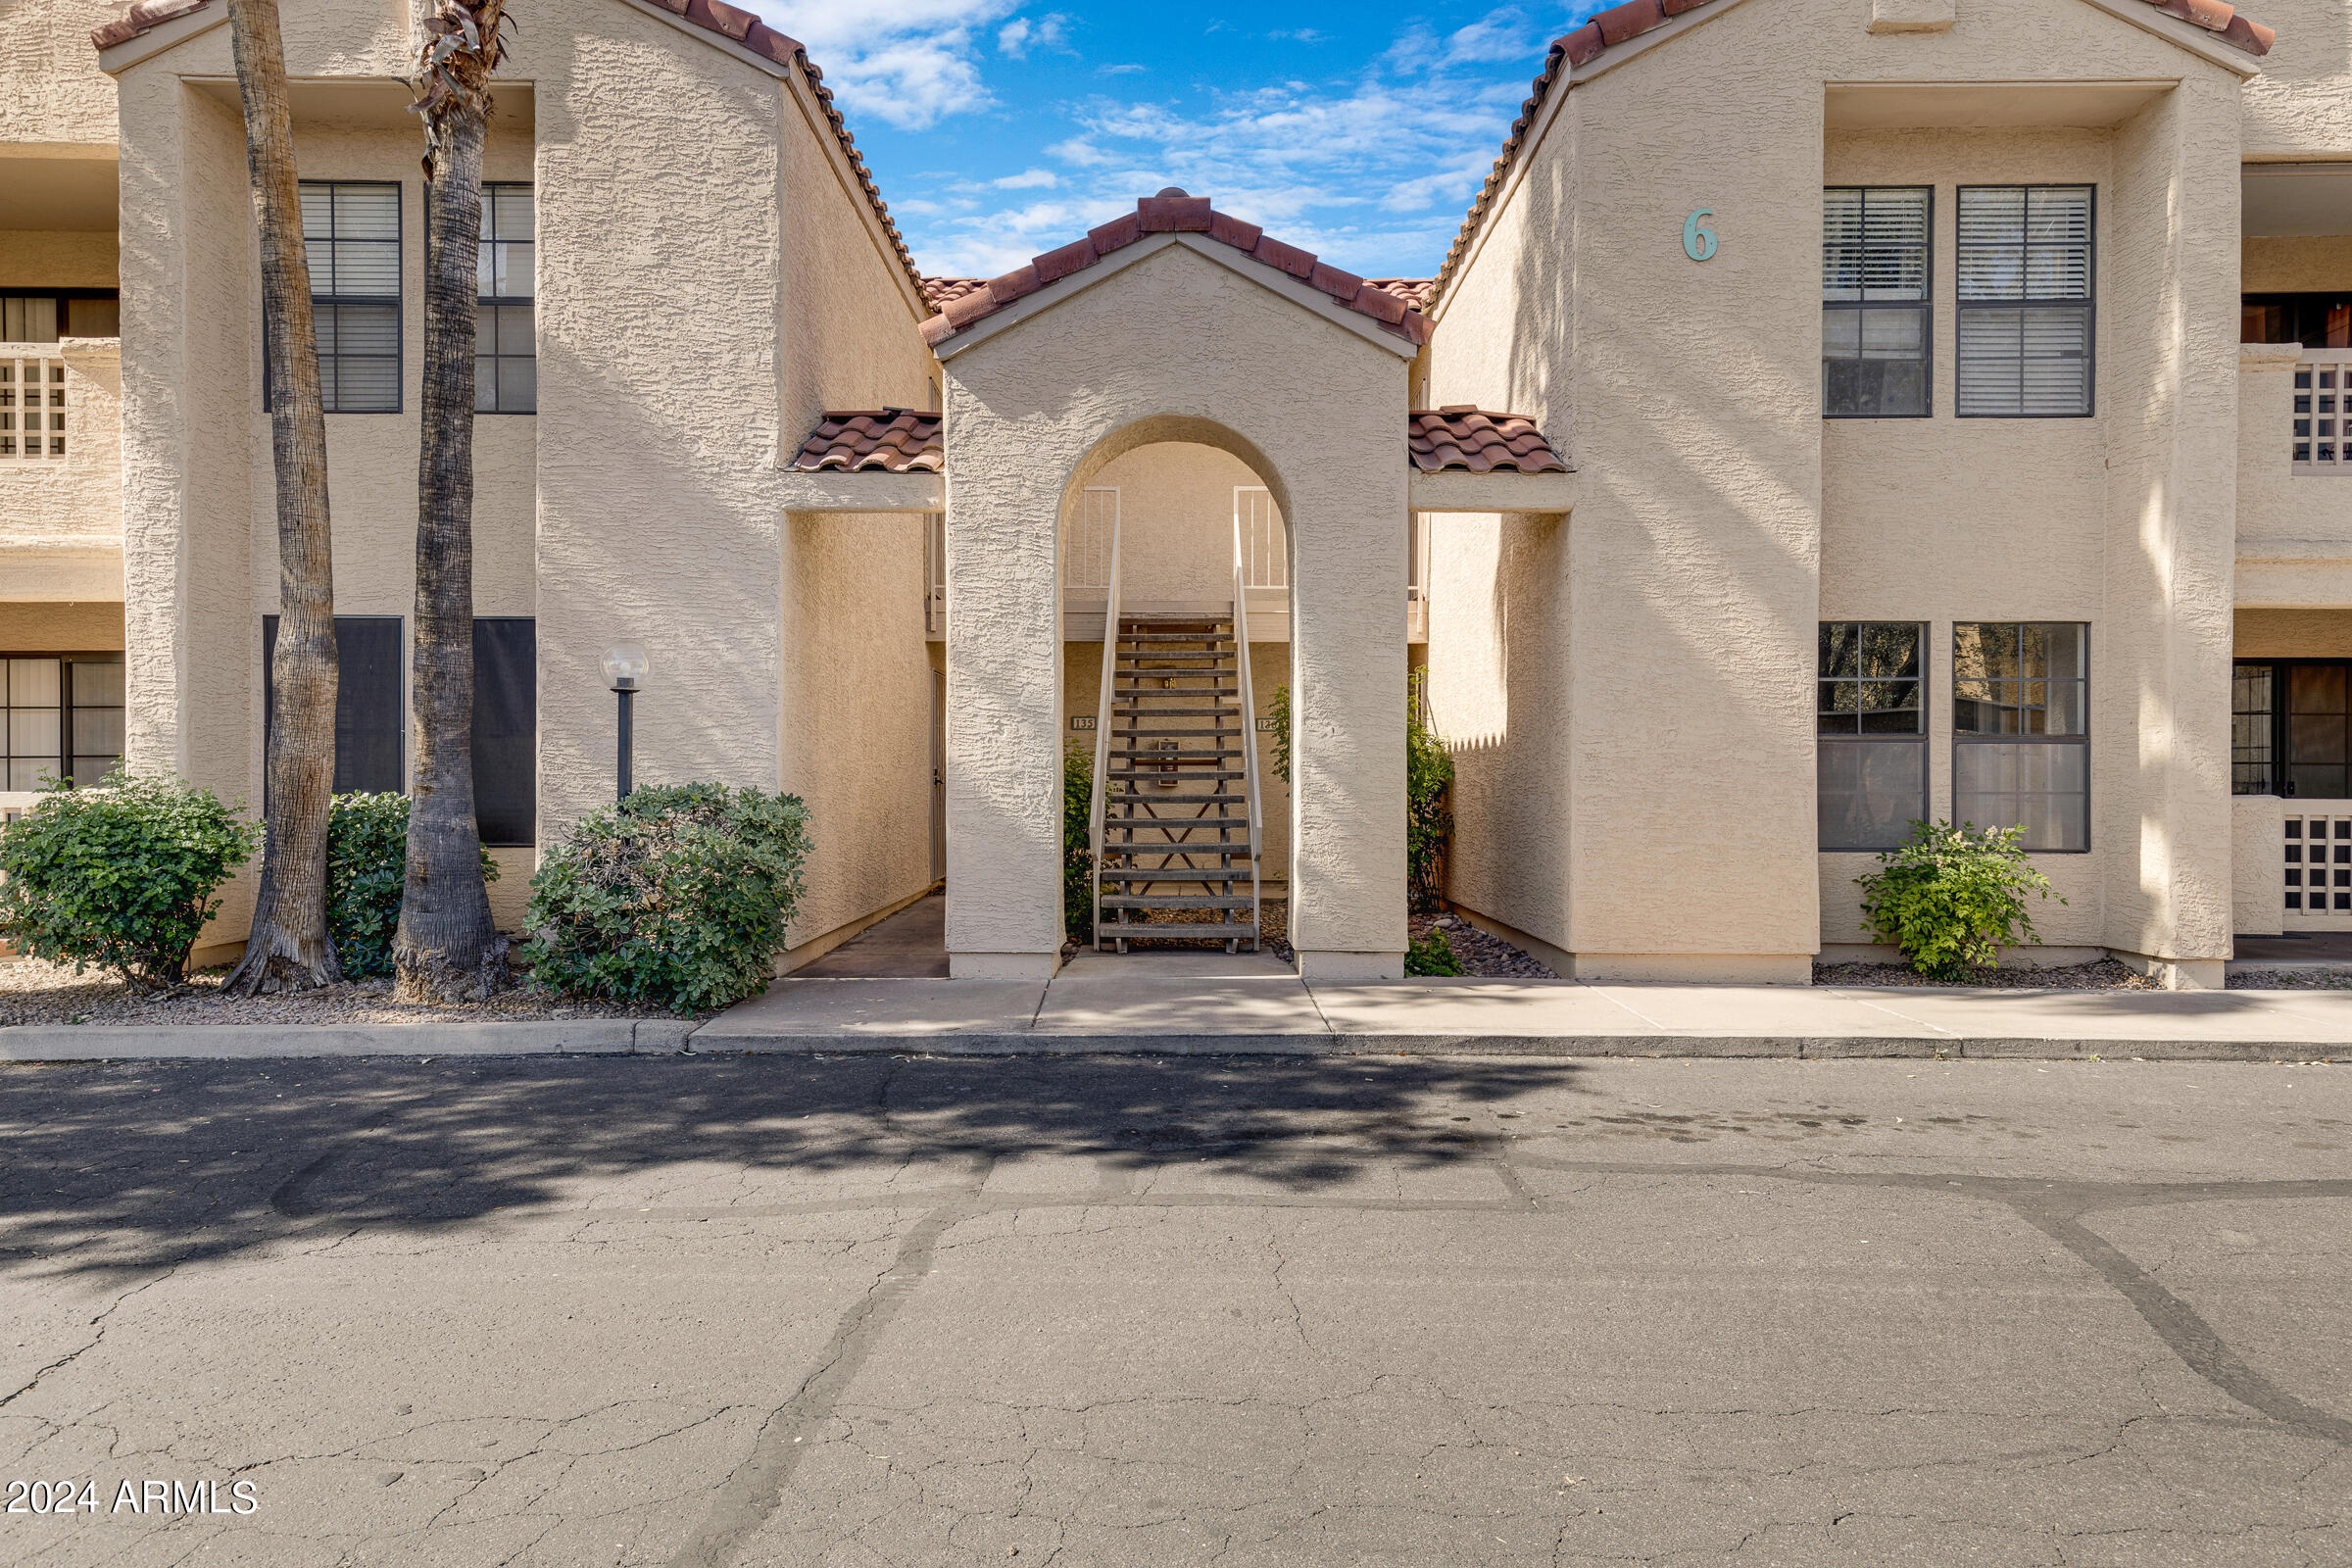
[998,12,1070,58]
[1046,136,1113,167]
[747,0,1017,129]
[993,168,1059,188]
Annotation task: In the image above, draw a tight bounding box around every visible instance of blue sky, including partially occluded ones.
[743,3,1610,280]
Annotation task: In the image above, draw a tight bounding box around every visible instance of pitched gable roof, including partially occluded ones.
[917,191,1436,351]
[92,0,929,306]
[1428,0,2278,309]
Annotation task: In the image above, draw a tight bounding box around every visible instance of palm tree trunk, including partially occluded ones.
[223,0,340,996]
[394,4,507,1002]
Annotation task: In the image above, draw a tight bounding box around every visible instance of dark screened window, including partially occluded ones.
[298,182,402,413]
[1954,621,2088,852]
[1957,186,2092,417]
[476,184,535,415]
[2234,663,2275,796]
[472,618,536,846]
[1823,188,1931,417]
[1818,622,1927,850]
[263,615,404,796]
[2232,660,2352,801]
[2242,293,2352,349]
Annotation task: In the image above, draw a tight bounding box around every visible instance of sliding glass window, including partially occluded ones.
[1957,185,2092,417]
[1953,621,2089,851]
[1818,621,1927,850]
[476,183,535,414]
[1823,187,1931,417]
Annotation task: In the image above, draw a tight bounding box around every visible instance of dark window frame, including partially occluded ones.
[2241,292,2352,350]
[1822,186,1935,419]
[2232,658,2352,800]
[475,181,535,416]
[1955,183,2096,420]
[1817,620,1932,852]
[1952,620,2091,854]
[269,179,404,416]
[0,651,125,789]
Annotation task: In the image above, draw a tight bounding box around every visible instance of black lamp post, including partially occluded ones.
[601,642,648,803]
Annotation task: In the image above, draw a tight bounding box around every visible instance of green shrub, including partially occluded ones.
[1406,925,1463,977]
[1266,683,1292,784]
[521,783,810,1012]
[324,793,499,980]
[1063,740,1095,943]
[1406,669,1454,913]
[0,773,258,991]
[1855,819,2062,981]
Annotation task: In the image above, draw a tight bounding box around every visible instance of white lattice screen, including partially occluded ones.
[2284,810,2352,926]
[0,353,67,462]
[1236,486,1286,589]
[1064,486,1117,590]
[2294,351,2351,475]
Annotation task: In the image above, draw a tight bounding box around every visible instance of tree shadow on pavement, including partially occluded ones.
[0,1054,1592,1280]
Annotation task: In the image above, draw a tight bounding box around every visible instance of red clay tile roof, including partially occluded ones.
[1429,0,2276,310]
[921,277,991,312]
[790,409,943,473]
[1410,409,1569,474]
[918,192,1436,351]
[1368,278,1438,311]
[92,0,930,309]
[794,405,1566,476]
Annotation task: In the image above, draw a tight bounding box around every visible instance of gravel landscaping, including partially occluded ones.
[0,956,694,1028]
[2229,966,2352,990]
[1412,910,1558,978]
[1814,957,2160,991]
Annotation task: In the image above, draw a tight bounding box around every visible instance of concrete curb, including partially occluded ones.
[0,1022,2340,1063]
[684,1031,2349,1062]
[0,1018,699,1061]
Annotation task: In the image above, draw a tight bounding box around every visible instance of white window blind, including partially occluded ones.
[297,182,402,413]
[1823,187,1931,417]
[1957,186,2092,417]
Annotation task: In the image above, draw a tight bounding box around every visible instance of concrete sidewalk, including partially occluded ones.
[691,950,2352,1061]
[8,951,2352,1060]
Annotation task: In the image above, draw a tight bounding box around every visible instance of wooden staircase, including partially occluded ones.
[1094,613,1262,953]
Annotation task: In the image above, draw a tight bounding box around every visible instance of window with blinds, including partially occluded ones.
[292,182,402,414]
[1956,185,2092,417]
[1822,187,1931,417]
[476,183,535,415]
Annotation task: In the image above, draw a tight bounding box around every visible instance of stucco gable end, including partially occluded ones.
[926,233,1423,365]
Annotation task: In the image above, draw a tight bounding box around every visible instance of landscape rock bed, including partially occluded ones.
[1815,957,2158,991]
[1412,911,1558,979]
[0,958,693,1028]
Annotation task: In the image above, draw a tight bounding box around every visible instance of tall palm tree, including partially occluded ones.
[224,0,340,996]
[393,0,512,1002]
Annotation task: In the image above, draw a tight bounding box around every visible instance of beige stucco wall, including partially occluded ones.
[1082,441,1281,608]
[2239,0,2352,159]
[2235,606,2352,654]
[1,0,123,145]
[0,230,119,288]
[0,599,121,648]
[2235,345,2350,577]
[941,239,1411,978]
[2232,793,2283,937]
[1425,0,2248,981]
[2243,235,2352,294]
[1,337,122,562]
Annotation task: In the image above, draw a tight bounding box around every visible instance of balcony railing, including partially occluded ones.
[1,348,69,462]
[2293,349,2352,475]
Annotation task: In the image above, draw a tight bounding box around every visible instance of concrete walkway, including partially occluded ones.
[693,949,2352,1060]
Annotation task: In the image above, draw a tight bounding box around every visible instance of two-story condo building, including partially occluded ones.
[3,0,2348,987]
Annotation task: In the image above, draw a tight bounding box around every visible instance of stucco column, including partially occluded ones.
[940,389,1064,979]
[1286,478,1411,980]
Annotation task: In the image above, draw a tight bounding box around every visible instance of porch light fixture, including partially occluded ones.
[602,642,648,803]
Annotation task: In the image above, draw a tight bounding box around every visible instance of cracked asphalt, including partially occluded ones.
[1,1053,2347,1566]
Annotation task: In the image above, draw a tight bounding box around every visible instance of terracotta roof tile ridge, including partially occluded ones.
[916,191,1435,351]
[1409,408,1570,474]
[1424,0,2275,312]
[91,0,932,311]
[791,407,944,473]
